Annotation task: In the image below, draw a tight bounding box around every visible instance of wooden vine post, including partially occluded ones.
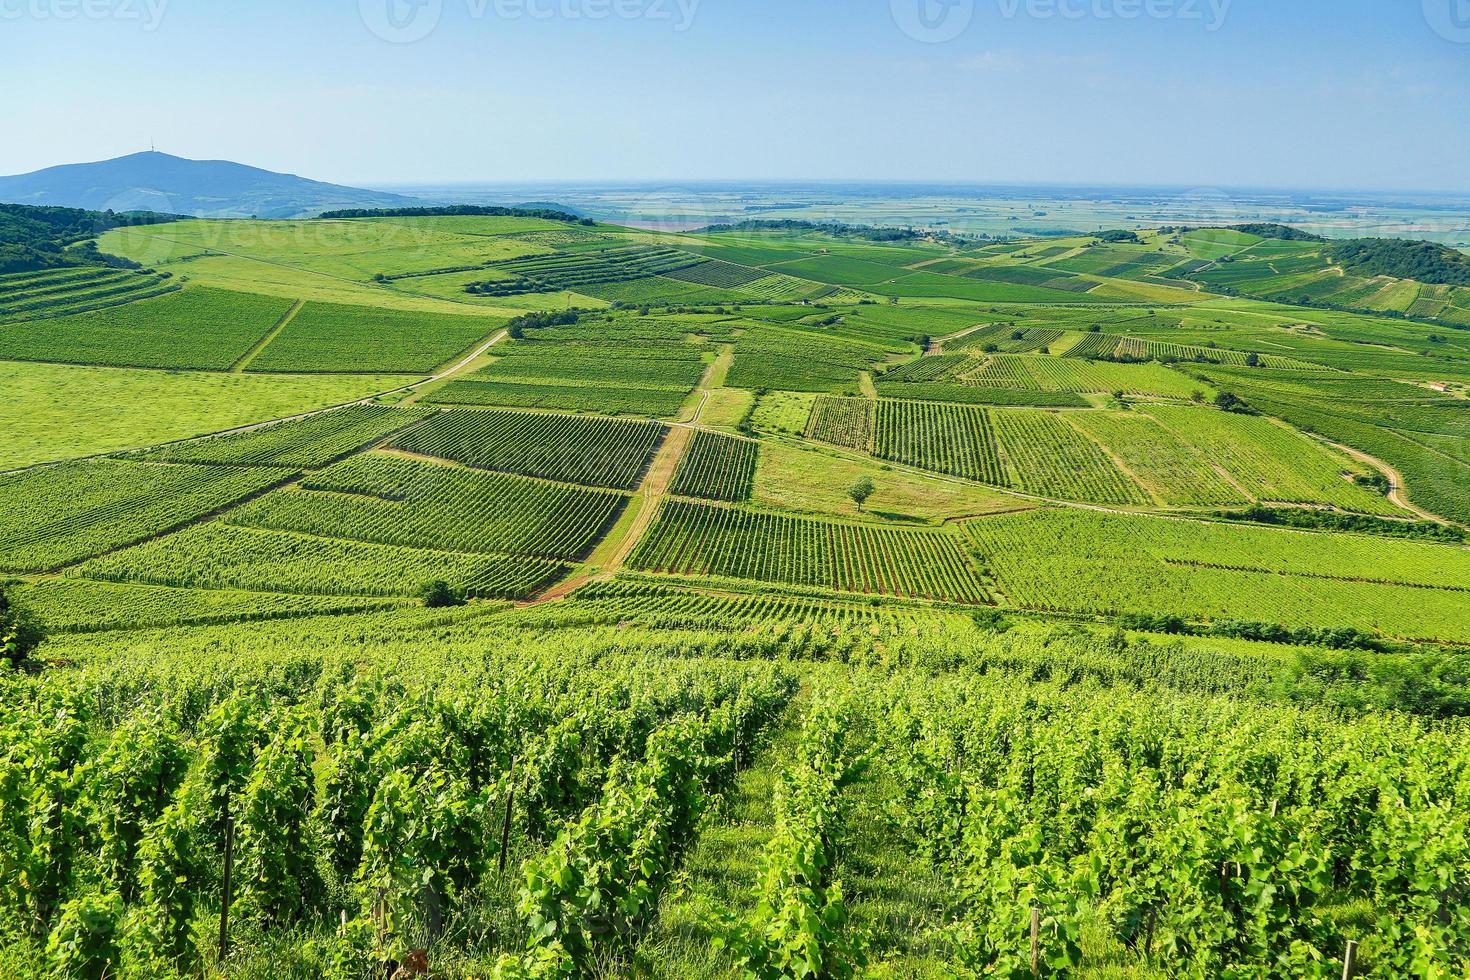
[218,809,235,963]
[1030,906,1041,976]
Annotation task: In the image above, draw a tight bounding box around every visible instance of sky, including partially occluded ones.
[3,0,1469,192]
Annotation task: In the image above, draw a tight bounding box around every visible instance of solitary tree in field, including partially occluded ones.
[848,477,875,513]
[1214,391,1249,413]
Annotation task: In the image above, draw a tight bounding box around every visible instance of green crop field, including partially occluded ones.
[79,522,566,598]
[245,300,500,373]
[8,201,1470,980]
[992,409,1151,504]
[227,452,626,560]
[964,507,1470,642]
[0,459,288,571]
[0,361,409,470]
[667,430,759,501]
[871,399,1007,484]
[0,287,293,370]
[13,577,405,634]
[628,498,989,603]
[139,404,432,468]
[424,378,691,417]
[390,408,665,489]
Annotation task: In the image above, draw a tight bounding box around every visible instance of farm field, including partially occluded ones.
[0,361,409,470]
[6,206,1470,979]
[389,408,665,489]
[0,287,293,370]
[964,507,1470,642]
[244,301,501,374]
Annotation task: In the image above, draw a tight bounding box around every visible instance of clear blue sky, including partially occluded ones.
[4,0,1468,191]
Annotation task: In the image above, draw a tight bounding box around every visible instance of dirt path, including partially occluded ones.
[528,349,727,603]
[530,424,693,603]
[1311,434,1455,526]
[230,299,303,372]
[397,329,508,405]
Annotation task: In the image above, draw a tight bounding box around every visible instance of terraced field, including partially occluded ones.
[0,266,178,320]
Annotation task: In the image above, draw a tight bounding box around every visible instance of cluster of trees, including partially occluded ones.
[1,584,41,668]
[1331,237,1470,286]
[316,204,593,225]
[1116,611,1382,651]
[1159,223,1323,242]
[503,307,581,339]
[1215,505,1465,545]
[0,204,180,274]
[697,218,930,243]
[1093,229,1141,243]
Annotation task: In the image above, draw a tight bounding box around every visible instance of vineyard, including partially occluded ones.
[77,522,567,598]
[389,408,665,490]
[667,429,759,501]
[0,266,178,321]
[627,498,990,603]
[804,395,873,450]
[0,459,288,572]
[139,405,432,468]
[463,244,702,295]
[245,301,498,374]
[424,379,691,418]
[1062,331,1328,370]
[6,207,1470,979]
[871,399,1008,484]
[963,507,1470,642]
[225,452,627,560]
[4,601,1469,978]
[725,326,885,393]
[0,287,293,370]
[991,409,1150,504]
[13,577,405,634]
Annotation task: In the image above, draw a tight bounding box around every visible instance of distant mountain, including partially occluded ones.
[0,151,425,219]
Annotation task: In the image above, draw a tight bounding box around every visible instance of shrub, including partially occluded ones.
[420,579,465,608]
